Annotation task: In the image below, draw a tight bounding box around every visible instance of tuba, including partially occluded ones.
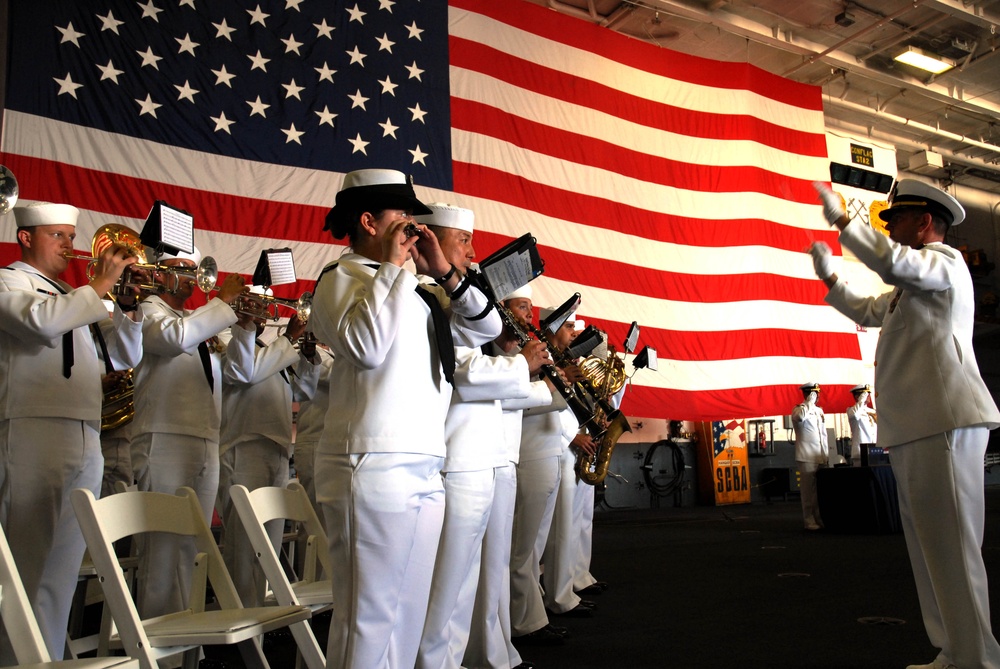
[575,343,631,486]
[101,369,135,432]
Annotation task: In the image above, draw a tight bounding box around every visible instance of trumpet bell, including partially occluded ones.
[197,257,218,292]
[0,166,18,215]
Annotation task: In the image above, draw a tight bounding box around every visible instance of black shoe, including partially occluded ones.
[514,663,536,669]
[577,599,597,610]
[575,581,608,596]
[548,603,593,618]
[512,625,566,646]
[547,624,569,637]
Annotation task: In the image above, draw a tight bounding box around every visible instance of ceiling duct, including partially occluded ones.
[937,37,973,60]
[908,150,950,177]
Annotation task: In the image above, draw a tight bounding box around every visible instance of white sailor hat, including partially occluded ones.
[324,169,431,238]
[154,245,202,265]
[415,202,474,233]
[249,284,274,297]
[800,381,821,394]
[13,202,79,228]
[878,179,965,226]
[502,284,532,301]
[850,383,871,395]
[539,306,576,323]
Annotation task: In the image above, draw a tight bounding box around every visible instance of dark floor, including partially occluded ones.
[194,485,1000,668]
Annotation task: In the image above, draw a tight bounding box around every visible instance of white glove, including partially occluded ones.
[813,182,845,227]
[809,241,834,280]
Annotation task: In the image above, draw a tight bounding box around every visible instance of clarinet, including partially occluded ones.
[494,301,603,434]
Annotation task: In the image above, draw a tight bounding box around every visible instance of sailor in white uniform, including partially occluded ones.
[130,248,249,618]
[310,169,501,669]
[416,204,549,669]
[791,381,828,531]
[465,285,552,669]
[0,201,143,660]
[218,299,320,607]
[846,383,877,464]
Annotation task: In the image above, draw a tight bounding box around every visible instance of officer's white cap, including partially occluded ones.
[878,179,965,226]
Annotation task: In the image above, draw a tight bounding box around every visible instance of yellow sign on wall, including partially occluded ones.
[694,420,751,506]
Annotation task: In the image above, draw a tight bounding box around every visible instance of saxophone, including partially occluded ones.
[574,344,630,485]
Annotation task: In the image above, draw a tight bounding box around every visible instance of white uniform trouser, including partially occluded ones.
[891,427,1000,669]
[0,417,102,662]
[418,468,496,669]
[509,455,560,636]
[317,452,445,669]
[542,448,583,613]
[131,431,220,618]
[796,461,825,530]
[100,432,133,499]
[466,463,522,669]
[571,477,597,592]
[218,438,289,607]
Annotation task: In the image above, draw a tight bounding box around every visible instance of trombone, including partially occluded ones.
[65,224,218,295]
[234,290,313,323]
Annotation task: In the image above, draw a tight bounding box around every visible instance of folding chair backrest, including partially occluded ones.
[72,487,251,666]
[231,482,332,585]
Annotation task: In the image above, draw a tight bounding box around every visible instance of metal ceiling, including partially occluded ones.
[524,0,1000,193]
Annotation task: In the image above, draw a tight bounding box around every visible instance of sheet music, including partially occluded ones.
[158,204,194,254]
[482,248,535,300]
[266,250,297,285]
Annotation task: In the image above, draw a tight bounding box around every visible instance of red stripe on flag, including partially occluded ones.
[450,0,824,111]
[451,40,827,157]
[624,384,857,422]
[452,98,823,198]
[578,315,860,363]
[454,164,840,253]
[1,155,330,245]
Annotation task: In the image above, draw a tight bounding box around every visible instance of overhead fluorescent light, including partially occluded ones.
[894,46,955,74]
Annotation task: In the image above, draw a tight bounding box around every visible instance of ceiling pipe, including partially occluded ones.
[824,116,1000,174]
[783,0,928,77]
[859,13,951,62]
[824,97,1000,158]
[639,0,1000,119]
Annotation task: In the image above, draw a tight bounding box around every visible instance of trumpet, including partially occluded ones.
[0,165,19,215]
[234,290,313,322]
[64,224,218,295]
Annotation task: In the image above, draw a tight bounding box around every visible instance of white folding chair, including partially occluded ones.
[68,484,140,660]
[229,482,332,669]
[0,518,139,669]
[70,486,311,669]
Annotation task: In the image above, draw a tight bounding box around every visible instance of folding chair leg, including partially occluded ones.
[236,637,270,669]
[288,619,325,669]
[182,648,201,669]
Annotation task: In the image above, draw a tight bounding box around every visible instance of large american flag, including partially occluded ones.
[0,0,865,420]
